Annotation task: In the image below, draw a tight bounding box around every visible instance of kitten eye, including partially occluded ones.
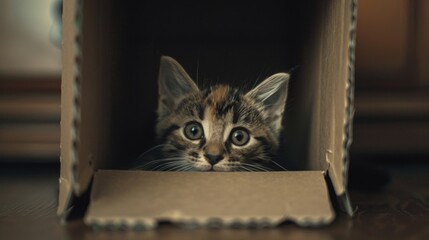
[230,128,250,146]
[184,122,204,140]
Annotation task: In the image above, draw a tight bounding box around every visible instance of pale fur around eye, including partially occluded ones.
[230,128,250,146]
[230,135,257,149]
[154,56,289,172]
[183,122,204,140]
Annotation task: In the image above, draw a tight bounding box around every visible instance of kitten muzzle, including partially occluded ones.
[204,153,224,166]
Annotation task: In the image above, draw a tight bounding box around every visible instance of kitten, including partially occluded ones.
[138,56,290,172]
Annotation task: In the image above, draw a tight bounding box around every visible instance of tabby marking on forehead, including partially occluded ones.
[211,85,230,103]
[204,85,237,120]
[138,56,290,172]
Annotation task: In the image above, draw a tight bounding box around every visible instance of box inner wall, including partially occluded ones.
[74,0,351,198]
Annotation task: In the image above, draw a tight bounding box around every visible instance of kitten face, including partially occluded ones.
[155,56,289,171]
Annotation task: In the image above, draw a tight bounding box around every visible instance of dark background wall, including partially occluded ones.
[1,0,429,163]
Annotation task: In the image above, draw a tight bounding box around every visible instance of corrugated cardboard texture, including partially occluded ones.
[59,0,356,222]
[85,170,334,228]
[75,0,116,195]
[58,0,77,217]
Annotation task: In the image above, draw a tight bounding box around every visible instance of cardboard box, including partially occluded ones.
[58,0,356,228]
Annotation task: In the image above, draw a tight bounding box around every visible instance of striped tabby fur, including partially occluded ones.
[138,56,290,172]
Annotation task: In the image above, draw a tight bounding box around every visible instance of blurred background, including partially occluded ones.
[1,2,428,238]
[0,0,61,162]
[353,0,429,161]
[0,0,428,163]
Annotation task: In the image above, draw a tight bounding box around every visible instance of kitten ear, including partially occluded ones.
[246,73,290,132]
[157,56,199,118]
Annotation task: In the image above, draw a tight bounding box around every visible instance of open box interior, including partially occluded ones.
[59,0,356,228]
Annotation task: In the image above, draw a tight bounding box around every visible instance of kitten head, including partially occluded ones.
[156,56,289,171]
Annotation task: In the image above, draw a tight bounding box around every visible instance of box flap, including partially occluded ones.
[85,170,334,228]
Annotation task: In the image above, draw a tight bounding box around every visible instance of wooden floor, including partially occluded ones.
[1,162,429,240]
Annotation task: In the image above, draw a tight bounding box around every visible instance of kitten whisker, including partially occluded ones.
[157,164,178,171]
[256,153,272,162]
[135,144,172,160]
[239,165,255,172]
[152,161,185,171]
[269,160,288,171]
[255,153,288,171]
[175,165,193,172]
[185,165,195,172]
[140,157,181,168]
[132,144,178,168]
[240,163,271,172]
[168,164,189,172]
[159,162,187,171]
[175,166,186,172]
[238,166,247,172]
[149,162,173,171]
[134,157,185,170]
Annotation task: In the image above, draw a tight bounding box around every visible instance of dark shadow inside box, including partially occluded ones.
[86,1,322,170]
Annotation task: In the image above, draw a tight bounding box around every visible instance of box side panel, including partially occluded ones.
[85,170,334,228]
[58,0,78,217]
[329,0,356,198]
[336,0,356,215]
[304,0,354,196]
[74,0,117,195]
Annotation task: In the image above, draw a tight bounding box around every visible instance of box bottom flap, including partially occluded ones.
[85,170,334,228]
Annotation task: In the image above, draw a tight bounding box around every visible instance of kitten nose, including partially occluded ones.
[204,153,223,165]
